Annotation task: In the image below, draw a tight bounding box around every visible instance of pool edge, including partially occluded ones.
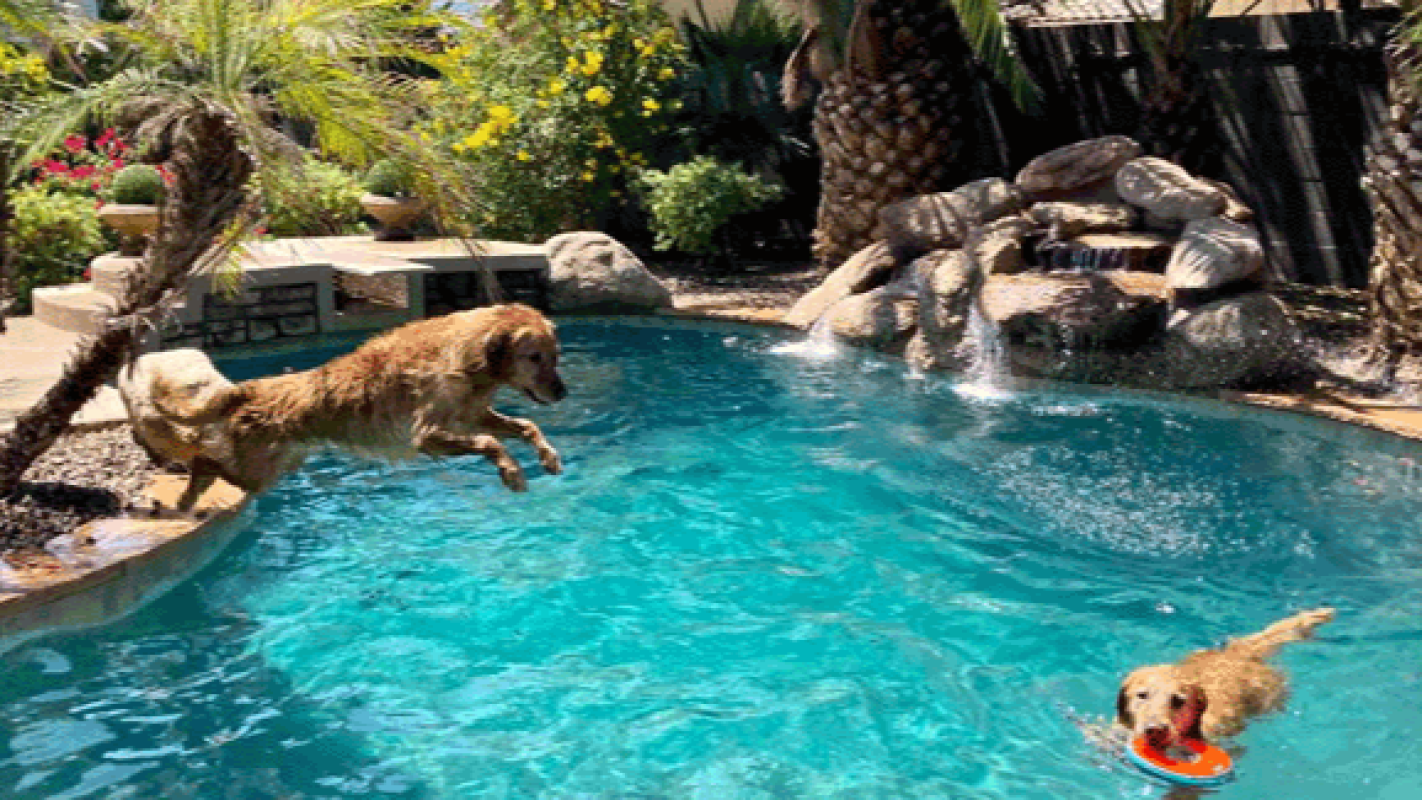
[0,475,249,654]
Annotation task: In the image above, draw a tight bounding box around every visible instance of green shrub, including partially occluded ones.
[363,158,417,199]
[107,164,165,204]
[421,0,688,241]
[8,185,111,313]
[636,156,781,254]
[263,160,366,236]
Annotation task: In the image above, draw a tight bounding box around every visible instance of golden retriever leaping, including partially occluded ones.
[119,303,566,510]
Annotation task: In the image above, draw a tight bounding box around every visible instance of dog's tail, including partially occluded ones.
[152,374,247,425]
[1228,607,1335,660]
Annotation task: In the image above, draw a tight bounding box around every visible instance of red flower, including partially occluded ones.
[72,165,96,179]
[42,159,69,175]
[63,134,86,154]
[96,128,115,149]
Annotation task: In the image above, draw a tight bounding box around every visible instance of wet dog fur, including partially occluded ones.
[1116,608,1334,748]
[118,304,566,510]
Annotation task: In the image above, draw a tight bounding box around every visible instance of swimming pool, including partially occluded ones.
[2,318,1420,798]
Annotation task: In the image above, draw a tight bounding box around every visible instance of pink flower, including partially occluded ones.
[72,165,96,179]
[63,134,86,154]
[95,128,115,149]
[42,159,69,175]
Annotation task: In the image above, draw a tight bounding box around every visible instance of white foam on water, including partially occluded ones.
[769,316,842,359]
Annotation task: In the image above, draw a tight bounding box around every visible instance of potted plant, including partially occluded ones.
[360,158,426,241]
[98,164,166,256]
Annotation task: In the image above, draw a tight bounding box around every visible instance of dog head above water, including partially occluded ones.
[467,304,567,404]
[1117,666,1208,748]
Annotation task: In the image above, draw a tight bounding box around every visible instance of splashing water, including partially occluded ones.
[770,314,842,359]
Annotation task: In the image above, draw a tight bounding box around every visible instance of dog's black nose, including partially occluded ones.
[550,377,567,402]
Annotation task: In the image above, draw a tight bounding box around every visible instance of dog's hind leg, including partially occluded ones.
[415,429,528,492]
[175,459,223,513]
[1226,608,1335,660]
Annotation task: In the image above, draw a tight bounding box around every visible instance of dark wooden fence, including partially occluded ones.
[988,9,1399,287]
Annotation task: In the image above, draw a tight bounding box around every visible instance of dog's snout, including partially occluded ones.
[1144,725,1172,747]
[549,377,567,402]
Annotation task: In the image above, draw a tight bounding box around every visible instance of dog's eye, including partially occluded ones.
[528,352,544,364]
[1136,691,1149,700]
[1170,695,1186,709]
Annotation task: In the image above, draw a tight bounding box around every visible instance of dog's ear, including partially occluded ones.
[1179,684,1208,741]
[1116,685,1134,729]
[480,329,515,379]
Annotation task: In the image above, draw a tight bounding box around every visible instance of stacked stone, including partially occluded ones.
[785,135,1312,391]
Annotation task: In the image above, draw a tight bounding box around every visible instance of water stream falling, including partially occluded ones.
[769,313,841,359]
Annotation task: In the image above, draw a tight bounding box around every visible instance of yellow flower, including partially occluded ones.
[642,99,660,112]
[585,85,613,106]
[581,171,595,182]
[581,51,604,76]
[657,67,676,81]
[547,77,566,96]
[517,150,532,162]
[488,105,516,124]
[543,0,556,9]
[566,55,580,72]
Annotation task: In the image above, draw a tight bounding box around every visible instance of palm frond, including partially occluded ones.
[948,0,1040,111]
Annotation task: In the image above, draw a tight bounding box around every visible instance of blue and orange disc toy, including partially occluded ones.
[1126,736,1234,788]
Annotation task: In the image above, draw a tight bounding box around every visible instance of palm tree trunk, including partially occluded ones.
[807,0,982,269]
[1366,3,1422,373]
[1,145,13,334]
[1135,0,1221,175]
[0,104,253,497]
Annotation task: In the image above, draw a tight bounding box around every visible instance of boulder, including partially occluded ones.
[545,232,673,312]
[1200,178,1255,223]
[1165,217,1266,292]
[1014,136,1143,199]
[982,271,1168,352]
[878,178,1024,258]
[1115,157,1228,221]
[1029,201,1137,240]
[973,215,1035,275]
[783,241,898,329]
[907,249,979,371]
[824,285,919,352]
[1157,292,1310,389]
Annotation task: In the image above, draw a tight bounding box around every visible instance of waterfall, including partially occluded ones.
[771,313,842,359]
[955,292,1014,402]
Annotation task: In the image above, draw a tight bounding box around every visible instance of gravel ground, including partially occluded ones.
[1,426,161,559]
[652,259,824,311]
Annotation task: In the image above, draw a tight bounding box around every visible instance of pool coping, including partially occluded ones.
[2,305,1421,652]
[0,471,249,654]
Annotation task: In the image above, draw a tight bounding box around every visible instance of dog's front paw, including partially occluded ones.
[539,448,563,475]
[499,464,528,492]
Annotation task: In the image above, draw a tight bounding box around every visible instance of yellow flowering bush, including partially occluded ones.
[423,0,687,241]
[0,42,49,99]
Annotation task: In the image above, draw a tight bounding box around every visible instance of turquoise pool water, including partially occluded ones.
[3,319,1422,798]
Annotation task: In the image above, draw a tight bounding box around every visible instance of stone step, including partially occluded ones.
[89,253,144,296]
[32,284,119,336]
